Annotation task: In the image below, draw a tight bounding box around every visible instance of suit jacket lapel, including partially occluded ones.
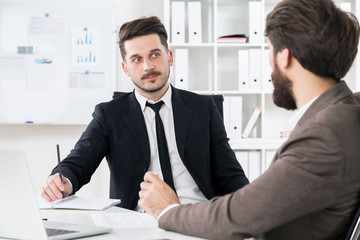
[171,86,193,160]
[122,92,150,165]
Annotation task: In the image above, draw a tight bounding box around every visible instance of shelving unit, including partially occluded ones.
[162,0,359,179]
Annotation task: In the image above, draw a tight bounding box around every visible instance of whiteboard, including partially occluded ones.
[0,5,115,124]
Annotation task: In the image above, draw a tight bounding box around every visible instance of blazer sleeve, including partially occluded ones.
[159,123,345,240]
[208,97,249,194]
[51,104,110,193]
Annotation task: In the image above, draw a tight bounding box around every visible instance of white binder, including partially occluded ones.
[248,151,261,182]
[174,48,189,90]
[228,96,243,139]
[238,49,249,91]
[249,1,262,44]
[188,2,202,44]
[171,1,185,43]
[262,49,274,92]
[249,48,262,91]
[223,96,243,140]
[236,151,249,178]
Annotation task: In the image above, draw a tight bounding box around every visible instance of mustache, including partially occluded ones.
[141,71,161,80]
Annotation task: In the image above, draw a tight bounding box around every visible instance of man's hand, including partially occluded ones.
[138,171,180,219]
[41,173,72,201]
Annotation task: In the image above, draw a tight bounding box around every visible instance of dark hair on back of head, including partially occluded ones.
[265,0,360,82]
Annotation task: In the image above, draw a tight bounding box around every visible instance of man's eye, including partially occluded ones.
[134,58,141,62]
[152,53,159,58]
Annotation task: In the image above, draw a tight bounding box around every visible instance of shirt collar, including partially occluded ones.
[289,96,318,129]
[134,85,173,112]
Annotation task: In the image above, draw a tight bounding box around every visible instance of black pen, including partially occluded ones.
[56,144,64,198]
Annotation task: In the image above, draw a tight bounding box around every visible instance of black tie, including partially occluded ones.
[146,101,176,192]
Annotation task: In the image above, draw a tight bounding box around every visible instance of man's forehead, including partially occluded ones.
[124,34,162,51]
[124,34,164,54]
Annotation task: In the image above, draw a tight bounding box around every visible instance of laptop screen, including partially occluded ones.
[0,149,112,240]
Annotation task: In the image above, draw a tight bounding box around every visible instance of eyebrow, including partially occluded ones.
[129,54,141,60]
[150,48,161,53]
[129,48,162,60]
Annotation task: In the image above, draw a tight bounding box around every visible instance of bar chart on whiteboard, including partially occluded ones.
[71,27,100,66]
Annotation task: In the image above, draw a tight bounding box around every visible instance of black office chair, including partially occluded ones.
[345,205,360,240]
[112,91,127,99]
[113,91,224,120]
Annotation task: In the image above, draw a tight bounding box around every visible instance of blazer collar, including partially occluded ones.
[122,91,150,165]
[124,90,142,112]
[171,86,193,160]
[297,81,353,127]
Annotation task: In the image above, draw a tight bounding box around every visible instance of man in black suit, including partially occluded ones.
[41,16,248,210]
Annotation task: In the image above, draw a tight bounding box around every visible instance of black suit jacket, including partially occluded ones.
[53,86,249,209]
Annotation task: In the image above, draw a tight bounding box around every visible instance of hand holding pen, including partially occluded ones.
[56,144,64,198]
[40,145,72,202]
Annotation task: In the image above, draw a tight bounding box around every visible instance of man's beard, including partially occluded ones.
[271,61,297,110]
[132,69,170,93]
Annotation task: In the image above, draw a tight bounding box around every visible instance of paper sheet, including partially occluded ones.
[71,27,100,66]
[68,72,106,89]
[91,212,158,228]
[27,15,67,46]
[27,52,56,90]
[37,195,120,210]
[0,54,26,80]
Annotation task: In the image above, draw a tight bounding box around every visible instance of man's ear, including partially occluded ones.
[277,48,292,70]
[168,49,174,66]
[122,61,130,76]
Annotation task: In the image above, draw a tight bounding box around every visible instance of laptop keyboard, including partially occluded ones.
[46,228,79,236]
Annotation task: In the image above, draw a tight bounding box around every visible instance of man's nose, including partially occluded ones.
[143,59,154,71]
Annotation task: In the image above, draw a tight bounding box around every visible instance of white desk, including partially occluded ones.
[40,207,205,240]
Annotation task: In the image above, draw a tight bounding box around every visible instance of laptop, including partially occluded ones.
[0,149,112,240]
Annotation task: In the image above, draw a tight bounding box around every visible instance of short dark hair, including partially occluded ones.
[118,16,168,61]
[265,0,360,82]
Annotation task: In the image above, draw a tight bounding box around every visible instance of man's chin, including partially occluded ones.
[273,91,297,110]
[140,82,167,93]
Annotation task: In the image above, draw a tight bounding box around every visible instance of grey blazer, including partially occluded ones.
[159,81,360,240]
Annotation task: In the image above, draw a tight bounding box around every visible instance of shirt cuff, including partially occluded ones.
[64,176,73,195]
[157,203,180,221]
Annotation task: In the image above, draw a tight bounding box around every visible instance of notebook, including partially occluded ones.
[38,195,121,210]
[0,149,112,240]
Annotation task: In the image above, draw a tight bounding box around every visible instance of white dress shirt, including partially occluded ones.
[289,96,319,129]
[135,86,207,212]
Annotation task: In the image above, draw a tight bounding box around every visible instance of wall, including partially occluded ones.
[0,0,163,198]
